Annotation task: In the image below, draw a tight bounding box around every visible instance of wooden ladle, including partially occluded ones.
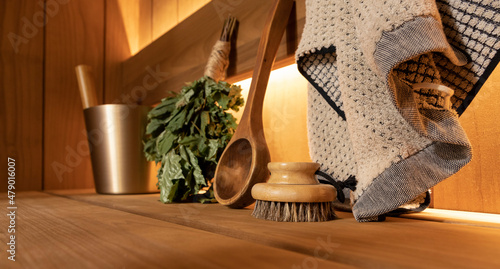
[214,0,295,208]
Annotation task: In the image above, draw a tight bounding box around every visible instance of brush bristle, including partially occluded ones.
[252,200,337,222]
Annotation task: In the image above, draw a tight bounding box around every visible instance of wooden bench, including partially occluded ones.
[2,190,499,268]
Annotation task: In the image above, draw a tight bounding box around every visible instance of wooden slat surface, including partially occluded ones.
[121,0,305,105]
[177,0,211,22]
[152,0,178,40]
[43,0,105,190]
[48,189,500,268]
[152,0,211,41]
[432,64,500,214]
[105,0,153,103]
[0,192,347,268]
[0,0,44,191]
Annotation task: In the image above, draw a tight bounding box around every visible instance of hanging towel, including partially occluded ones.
[297,0,500,222]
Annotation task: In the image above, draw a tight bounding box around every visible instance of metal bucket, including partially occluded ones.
[83,104,158,194]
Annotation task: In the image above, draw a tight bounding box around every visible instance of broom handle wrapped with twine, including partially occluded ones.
[204,16,237,81]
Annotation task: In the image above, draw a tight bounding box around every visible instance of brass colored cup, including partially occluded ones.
[83,104,158,194]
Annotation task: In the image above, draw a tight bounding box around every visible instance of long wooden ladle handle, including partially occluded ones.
[214,0,295,208]
[75,65,99,109]
[239,0,295,125]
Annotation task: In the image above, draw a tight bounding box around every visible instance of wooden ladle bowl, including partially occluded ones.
[214,0,294,208]
[215,137,269,208]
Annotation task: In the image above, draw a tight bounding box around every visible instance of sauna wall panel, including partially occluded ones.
[0,0,44,191]
[105,0,152,104]
[43,0,105,189]
[152,0,178,40]
[432,65,500,214]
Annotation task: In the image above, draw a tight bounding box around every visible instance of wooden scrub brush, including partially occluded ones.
[251,162,337,222]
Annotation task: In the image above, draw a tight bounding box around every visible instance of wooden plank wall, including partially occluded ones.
[45,0,212,188]
[104,0,152,104]
[43,0,105,189]
[0,0,44,191]
[432,65,500,214]
[152,0,178,40]
[121,0,302,105]
[0,0,218,192]
[105,0,209,104]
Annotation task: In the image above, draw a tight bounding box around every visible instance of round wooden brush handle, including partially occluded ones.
[267,162,320,184]
[252,184,336,203]
[252,162,336,203]
[75,65,99,109]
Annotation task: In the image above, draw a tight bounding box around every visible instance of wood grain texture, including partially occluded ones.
[0,0,44,191]
[138,0,153,53]
[44,0,104,190]
[178,0,211,22]
[432,64,500,214]
[48,189,500,268]
[152,0,178,40]
[121,0,305,105]
[0,192,348,268]
[104,0,153,104]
